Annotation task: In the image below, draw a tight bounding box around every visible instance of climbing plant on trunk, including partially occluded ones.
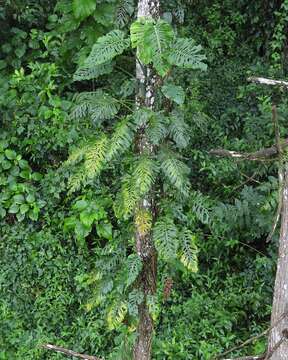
[59,1,206,358]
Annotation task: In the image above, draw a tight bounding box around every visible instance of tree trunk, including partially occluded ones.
[268,163,288,359]
[133,1,160,360]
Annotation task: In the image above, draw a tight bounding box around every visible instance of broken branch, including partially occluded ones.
[223,356,265,360]
[209,139,288,161]
[41,344,103,360]
[248,77,288,88]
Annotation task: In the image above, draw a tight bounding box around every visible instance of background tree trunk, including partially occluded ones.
[133,1,160,360]
[268,163,288,359]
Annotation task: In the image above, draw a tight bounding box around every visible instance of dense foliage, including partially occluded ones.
[1,0,288,359]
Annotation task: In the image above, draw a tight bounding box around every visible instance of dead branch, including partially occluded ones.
[223,355,265,360]
[214,311,288,360]
[209,139,288,161]
[248,77,288,88]
[41,344,103,360]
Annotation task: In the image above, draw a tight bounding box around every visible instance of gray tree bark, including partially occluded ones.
[133,1,160,360]
[268,163,288,359]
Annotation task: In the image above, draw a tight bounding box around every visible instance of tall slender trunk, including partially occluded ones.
[133,1,160,360]
[268,164,288,359]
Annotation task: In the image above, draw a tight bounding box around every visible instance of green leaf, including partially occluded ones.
[115,0,134,28]
[15,45,26,58]
[4,149,17,160]
[28,207,39,221]
[0,60,7,70]
[126,254,142,288]
[13,194,25,204]
[72,0,96,20]
[80,210,95,227]
[16,212,25,221]
[75,221,91,239]
[73,199,88,211]
[64,216,77,232]
[31,172,43,181]
[20,169,31,179]
[26,194,35,204]
[97,222,112,240]
[130,18,174,75]
[179,230,198,272]
[20,204,29,214]
[162,84,185,105]
[18,159,29,169]
[154,217,179,260]
[74,62,113,82]
[168,110,190,149]
[71,91,120,123]
[0,206,6,218]
[9,203,19,214]
[160,150,190,195]
[84,30,130,66]
[168,38,207,70]
[2,160,11,170]
[133,156,157,195]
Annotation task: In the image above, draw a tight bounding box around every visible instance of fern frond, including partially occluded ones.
[153,217,178,260]
[147,294,160,321]
[64,144,87,167]
[71,91,120,124]
[84,135,109,179]
[146,112,168,145]
[168,38,207,70]
[68,164,86,194]
[115,0,134,28]
[114,175,139,219]
[173,6,185,24]
[133,108,153,128]
[159,150,190,195]
[85,30,130,66]
[73,62,113,81]
[67,136,109,193]
[133,156,157,195]
[191,191,212,225]
[114,156,156,219]
[168,111,190,149]
[135,208,152,237]
[128,289,143,317]
[107,301,128,330]
[179,229,198,272]
[107,117,135,161]
[126,254,142,288]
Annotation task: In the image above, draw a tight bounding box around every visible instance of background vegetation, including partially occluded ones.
[1,0,288,358]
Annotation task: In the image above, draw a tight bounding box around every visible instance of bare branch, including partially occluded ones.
[41,344,103,360]
[248,77,288,88]
[214,311,288,360]
[209,139,288,161]
[223,355,265,360]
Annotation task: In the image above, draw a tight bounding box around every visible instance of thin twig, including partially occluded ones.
[231,172,260,194]
[41,344,103,360]
[238,241,267,257]
[214,311,288,360]
[240,172,261,184]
